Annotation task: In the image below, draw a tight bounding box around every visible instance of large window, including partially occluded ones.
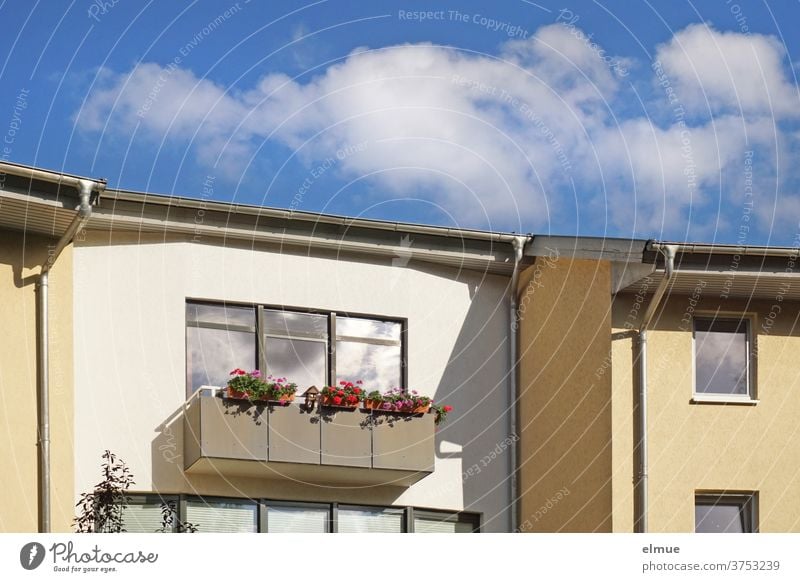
[693,316,754,400]
[186,301,405,398]
[695,493,757,533]
[122,496,478,533]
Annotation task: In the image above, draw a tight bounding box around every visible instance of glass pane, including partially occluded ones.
[121,501,168,533]
[186,327,255,396]
[186,303,255,328]
[267,506,329,533]
[264,310,328,338]
[336,341,401,391]
[414,516,474,533]
[695,502,746,533]
[185,501,257,533]
[338,507,403,533]
[264,337,326,391]
[694,319,749,395]
[337,317,401,341]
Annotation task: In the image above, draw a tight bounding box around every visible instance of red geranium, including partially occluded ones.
[320,380,366,407]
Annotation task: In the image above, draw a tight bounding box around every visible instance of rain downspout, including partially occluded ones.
[635,243,676,533]
[37,178,103,532]
[509,235,527,532]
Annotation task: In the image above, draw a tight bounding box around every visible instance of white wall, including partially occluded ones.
[73,233,512,531]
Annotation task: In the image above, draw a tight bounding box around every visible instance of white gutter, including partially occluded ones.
[107,190,524,245]
[4,166,110,533]
[651,242,800,258]
[635,243,676,533]
[509,235,528,532]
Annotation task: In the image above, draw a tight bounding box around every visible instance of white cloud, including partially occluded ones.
[75,23,796,237]
[655,24,799,118]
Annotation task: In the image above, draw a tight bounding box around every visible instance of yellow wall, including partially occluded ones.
[0,229,74,532]
[612,293,800,532]
[517,257,613,532]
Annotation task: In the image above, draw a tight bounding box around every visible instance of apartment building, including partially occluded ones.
[2,161,799,533]
[518,240,800,533]
[0,161,520,533]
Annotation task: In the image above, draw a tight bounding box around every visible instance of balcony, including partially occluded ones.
[183,393,434,487]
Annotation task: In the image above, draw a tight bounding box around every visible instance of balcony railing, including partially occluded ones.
[183,392,434,487]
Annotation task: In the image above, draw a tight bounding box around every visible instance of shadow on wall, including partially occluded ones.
[426,264,513,532]
[1,230,50,289]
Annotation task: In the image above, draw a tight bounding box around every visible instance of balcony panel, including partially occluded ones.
[183,394,433,487]
[320,409,371,468]
[372,413,435,472]
[268,404,320,464]
[184,397,268,467]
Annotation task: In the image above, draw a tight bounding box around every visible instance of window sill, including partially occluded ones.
[691,395,759,405]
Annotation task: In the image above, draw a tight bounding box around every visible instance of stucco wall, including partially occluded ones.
[73,231,513,531]
[518,257,613,532]
[0,230,74,532]
[612,292,800,532]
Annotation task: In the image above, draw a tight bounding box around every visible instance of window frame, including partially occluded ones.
[183,494,260,533]
[690,312,758,404]
[409,507,482,533]
[186,298,408,397]
[336,503,408,533]
[120,493,180,533]
[261,499,332,533]
[185,301,259,398]
[695,492,758,533]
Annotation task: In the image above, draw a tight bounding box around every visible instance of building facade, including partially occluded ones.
[2,161,799,533]
[518,240,800,533]
[1,162,521,533]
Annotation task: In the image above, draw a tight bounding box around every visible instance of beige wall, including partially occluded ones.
[612,292,800,532]
[518,257,613,532]
[0,229,74,532]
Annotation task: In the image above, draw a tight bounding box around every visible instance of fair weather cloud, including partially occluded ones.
[75,23,798,238]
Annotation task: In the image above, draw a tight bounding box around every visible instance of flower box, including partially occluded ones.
[268,393,295,406]
[365,388,451,425]
[320,381,364,409]
[226,389,296,404]
[320,395,359,409]
[365,401,431,414]
[224,369,298,404]
[226,387,250,400]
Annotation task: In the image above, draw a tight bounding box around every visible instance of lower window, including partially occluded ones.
[121,495,479,533]
[695,493,757,533]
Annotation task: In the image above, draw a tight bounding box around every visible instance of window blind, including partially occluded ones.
[414,516,473,533]
[185,501,258,532]
[267,506,329,533]
[337,507,403,533]
[121,502,165,533]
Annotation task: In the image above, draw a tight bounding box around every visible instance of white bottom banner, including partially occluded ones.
[1,534,797,581]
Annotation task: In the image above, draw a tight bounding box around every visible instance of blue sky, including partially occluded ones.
[1,1,800,244]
